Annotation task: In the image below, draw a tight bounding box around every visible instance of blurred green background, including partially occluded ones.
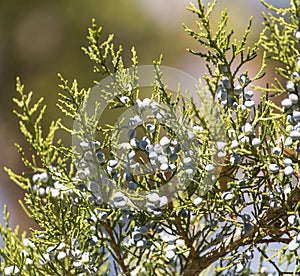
[0,0,286,231]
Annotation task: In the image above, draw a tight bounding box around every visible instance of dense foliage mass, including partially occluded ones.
[1,0,300,275]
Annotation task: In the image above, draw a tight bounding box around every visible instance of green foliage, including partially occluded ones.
[1,1,300,275]
[259,0,300,94]
[183,0,266,99]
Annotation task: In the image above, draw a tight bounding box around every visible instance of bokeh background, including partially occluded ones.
[0,0,289,233]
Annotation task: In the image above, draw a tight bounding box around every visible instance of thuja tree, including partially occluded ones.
[1,0,300,275]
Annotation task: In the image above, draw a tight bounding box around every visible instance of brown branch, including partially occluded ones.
[169,202,198,259]
[181,206,288,275]
[255,237,290,244]
[181,160,300,275]
[182,225,248,275]
[104,219,130,276]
